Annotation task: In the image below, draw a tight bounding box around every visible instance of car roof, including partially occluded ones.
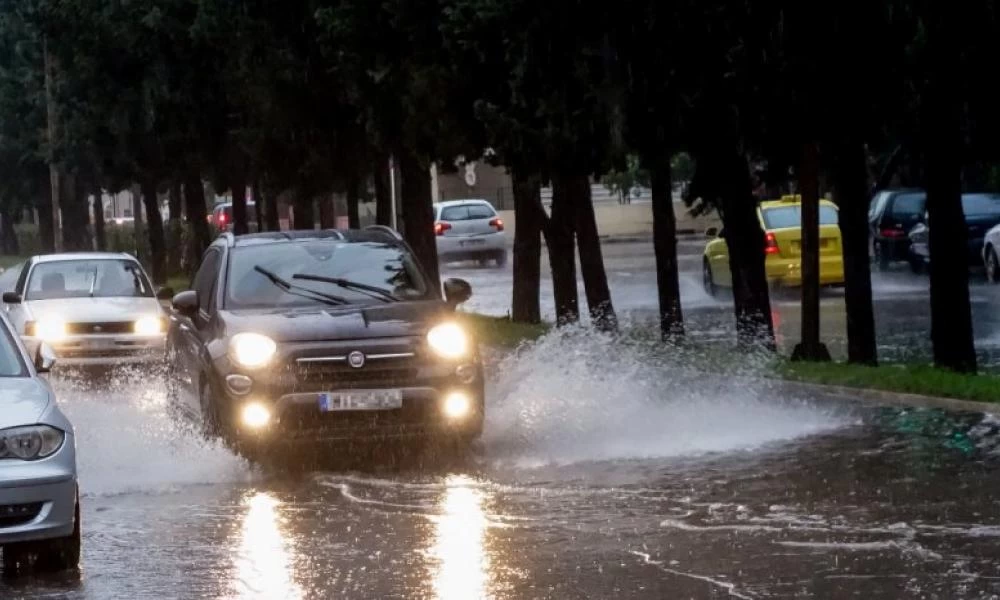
[759,195,838,209]
[31,252,136,264]
[222,228,402,248]
[434,199,493,208]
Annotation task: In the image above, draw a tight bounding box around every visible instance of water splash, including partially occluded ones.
[483,325,847,467]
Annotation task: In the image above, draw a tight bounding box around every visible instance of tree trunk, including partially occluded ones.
[374,154,392,226]
[293,191,315,230]
[715,151,776,350]
[569,174,616,330]
[252,181,264,231]
[0,206,17,255]
[792,142,830,361]
[37,178,55,253]
[92,185,106,251]
[132,184,144,261]
[168,181,183,221]
[230,170,248,235]
[184,172,211,260]
[924,66,976,372]
[347,173,361,229]
[264,184,280,231]
[650,158,684,338]
[511,168,542,324]
[141,178,167,284]
[61,173,90,251]
[398,152,440,291]
[318,195,335,229]
[831,139,878,365]
[548,174,580,325]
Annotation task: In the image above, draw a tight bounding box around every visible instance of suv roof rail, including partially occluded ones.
[364,225,403,241]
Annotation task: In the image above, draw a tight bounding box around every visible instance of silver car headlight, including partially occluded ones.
[229,333,277,369]
[33,317,67,342]
[427,322,469,359]
[134,315,164,336]
[0,425,65,460]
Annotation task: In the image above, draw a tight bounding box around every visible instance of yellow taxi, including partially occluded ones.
[702,195,845,295]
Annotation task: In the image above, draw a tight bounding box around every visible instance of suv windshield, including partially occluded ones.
[26,259,154,301]
[226,241,429,309]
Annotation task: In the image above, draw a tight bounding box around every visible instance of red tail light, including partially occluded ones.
[434,222,452,236]
[217,212,227,226]
[489,217,504,232]
[764,232,780,255]
[880,227,905,238]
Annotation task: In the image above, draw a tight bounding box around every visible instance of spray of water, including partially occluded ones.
[484,324,847,467]
[50,365,252,497]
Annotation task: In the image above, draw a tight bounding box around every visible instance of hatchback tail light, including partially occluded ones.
[434,222,452,236]
[764,232,780,255]
[880,227,905,238]
[489,218,504,232]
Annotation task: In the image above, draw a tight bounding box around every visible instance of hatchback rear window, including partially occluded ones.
[761,205,839,229]
[889,193,926,218]
[439,204,495,221]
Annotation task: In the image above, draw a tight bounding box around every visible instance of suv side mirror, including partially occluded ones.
[705,227,719,238]
[34,342,56,373]
[442,278,472,306]
[155,286,175,301]
[172,290,199,317]
[2,291,21,304]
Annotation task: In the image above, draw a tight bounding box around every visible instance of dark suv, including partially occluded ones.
[165,227,483,456]
[868,189,926,269]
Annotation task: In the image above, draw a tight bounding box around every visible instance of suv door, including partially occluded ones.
[172,249,223,409]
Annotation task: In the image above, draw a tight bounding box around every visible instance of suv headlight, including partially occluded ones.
[33,317,67,342]
[134,315,164,336]
[229,333,277,368]
[0,425,65,460]
[427,322,469,359]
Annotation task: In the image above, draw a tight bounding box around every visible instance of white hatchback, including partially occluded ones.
[433,200,507,267]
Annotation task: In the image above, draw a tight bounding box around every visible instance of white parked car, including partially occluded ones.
[433,199,507,267]
[0,314,79,572]
[0,253,172,365]
[984,223,1000,283]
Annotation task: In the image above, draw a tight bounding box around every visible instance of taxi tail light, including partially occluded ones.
[435,221,452,236]
[764,232,780,255]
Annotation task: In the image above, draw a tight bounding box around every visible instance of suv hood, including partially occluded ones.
[220,301,453,342]
[0,378,51,429]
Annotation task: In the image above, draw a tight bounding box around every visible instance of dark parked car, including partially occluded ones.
[165,227,484,458]
[868,189,926,269]
[907,193,1000,272]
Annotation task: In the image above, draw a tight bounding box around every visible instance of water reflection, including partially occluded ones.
[429,475,490,600]
[231,491,302,600]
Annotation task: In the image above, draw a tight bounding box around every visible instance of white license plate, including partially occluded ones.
[318,390,403,412]
[460,238,486,246]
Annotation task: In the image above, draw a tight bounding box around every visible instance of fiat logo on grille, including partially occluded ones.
[348,351,366,369]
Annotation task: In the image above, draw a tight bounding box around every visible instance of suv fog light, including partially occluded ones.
[442,392,471,420]
[226,374,253,396]
[241,402,271,429]
[455,364,477,384]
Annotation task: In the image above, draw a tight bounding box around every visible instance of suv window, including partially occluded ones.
[225,240,429,309]
[192,250,222,313]
[889,193,926,219]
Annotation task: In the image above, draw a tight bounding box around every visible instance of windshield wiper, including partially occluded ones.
[253,265,349,306]
[291,273,398,303]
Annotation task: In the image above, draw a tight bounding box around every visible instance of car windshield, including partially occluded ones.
[25,259,154,301]
[761,205,839,230]
[0,319,25,376]
[226,241,429,309]
[962,194,1000,216]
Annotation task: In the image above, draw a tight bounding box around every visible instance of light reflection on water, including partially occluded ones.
[230,492,303,600]
[429,474,490,600]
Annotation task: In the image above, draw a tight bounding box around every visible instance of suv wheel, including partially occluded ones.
[199,380,224,439]
[987,247,1000,284]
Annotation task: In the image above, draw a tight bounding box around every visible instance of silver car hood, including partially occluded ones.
[24,296,163,322]
[0,378,51,429]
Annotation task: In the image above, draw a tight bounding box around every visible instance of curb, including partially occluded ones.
[773,378,999,415]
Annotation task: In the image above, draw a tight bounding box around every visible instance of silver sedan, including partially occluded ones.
[0,313,79,572]
[0,252,173,365]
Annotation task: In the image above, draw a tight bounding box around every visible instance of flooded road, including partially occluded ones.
[4,334,1000,599]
